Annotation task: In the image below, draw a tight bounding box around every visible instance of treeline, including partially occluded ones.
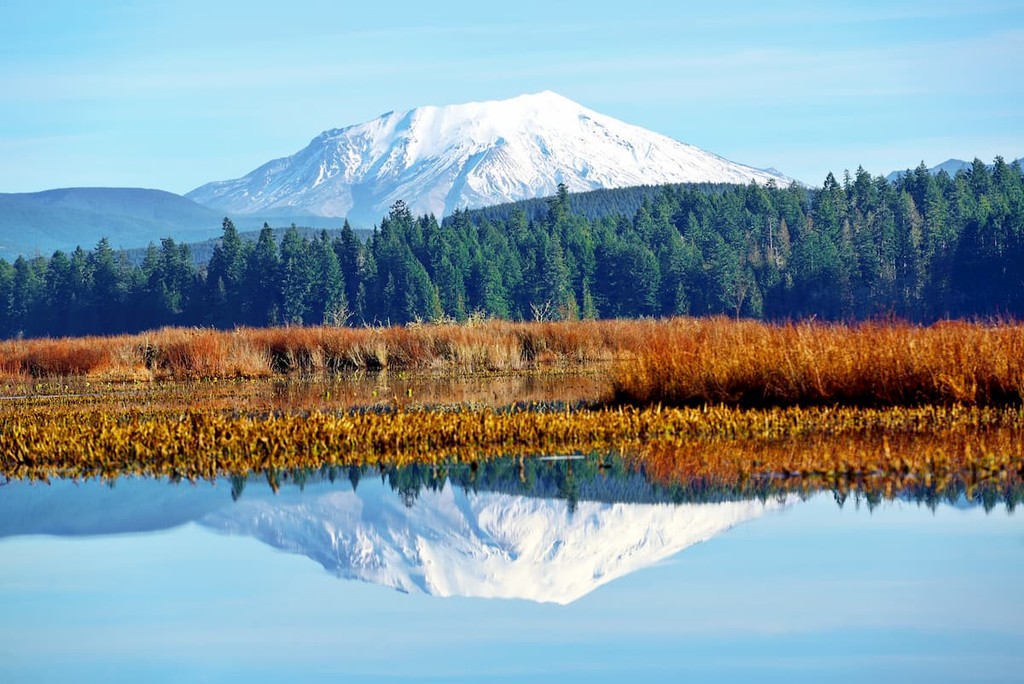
[254,456,803,510]
[120,224,374,269]
[244,458,1021,513]
[0,157,1021,338]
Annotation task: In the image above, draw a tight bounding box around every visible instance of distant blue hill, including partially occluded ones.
[0,187,347,259]
[0,188,221,258]
[886,157,1023,183]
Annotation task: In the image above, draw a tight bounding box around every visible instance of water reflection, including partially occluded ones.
[242,454,1024,513]
[0,457,782,604]
[206,481,779,604]
[0,454,1019,605]
[2,457,1022,684]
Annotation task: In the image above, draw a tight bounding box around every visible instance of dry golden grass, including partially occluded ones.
[4,319,1021,510]
[0,320,644,381]
[1,366,1020,506]
[1,400,1021,491]
[3,317,1024,409]
[610,317,1024,407]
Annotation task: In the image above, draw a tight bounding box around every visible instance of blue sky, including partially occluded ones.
[2,0,1022,194]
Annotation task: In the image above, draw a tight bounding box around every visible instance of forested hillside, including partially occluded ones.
[455,182,740,226]
[1,157,1021,338]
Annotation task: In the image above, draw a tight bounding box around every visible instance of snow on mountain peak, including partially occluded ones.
[186,92,791,225]
[201,484,783,604]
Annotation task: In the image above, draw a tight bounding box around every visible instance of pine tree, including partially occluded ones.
[88,238,128,331]
[206,218,249,326]
[245,224,281,325]
[310,231,348,325]
[279,226,313,325]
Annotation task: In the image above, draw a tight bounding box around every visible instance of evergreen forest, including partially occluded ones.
[1,157,1021,339]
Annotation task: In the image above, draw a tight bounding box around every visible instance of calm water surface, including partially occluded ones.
[1,462,1021,683]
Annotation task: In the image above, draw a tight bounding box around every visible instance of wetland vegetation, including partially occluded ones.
[1,318,1022,508]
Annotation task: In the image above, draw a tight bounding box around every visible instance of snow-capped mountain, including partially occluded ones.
[201,483,780,604]
[187,91,791,226]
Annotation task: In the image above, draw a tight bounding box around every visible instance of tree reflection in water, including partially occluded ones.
[235,452,1023,513]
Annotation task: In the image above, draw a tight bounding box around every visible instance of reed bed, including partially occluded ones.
[610,318,1024,407]
[0,319,651,382]
[2,403,1021,488]
[4,318,1024,500]
[0,334,155,381]
[2,318,1023,409]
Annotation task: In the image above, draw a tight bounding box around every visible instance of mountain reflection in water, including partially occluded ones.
[205,483,778,604]
[0,454,1017,604]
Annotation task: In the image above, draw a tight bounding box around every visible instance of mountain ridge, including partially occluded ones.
[0,187,350,258]
[0,187,223,257]
[885,157,1023,182]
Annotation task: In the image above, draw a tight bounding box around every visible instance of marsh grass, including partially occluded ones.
[1,401,1021,492]
[0,321,638,381]
[1,360,1020,503]
[2,317,1024,408]
[610,318,1024,407]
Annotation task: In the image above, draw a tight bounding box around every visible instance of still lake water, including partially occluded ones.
[1,460,1021,683]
